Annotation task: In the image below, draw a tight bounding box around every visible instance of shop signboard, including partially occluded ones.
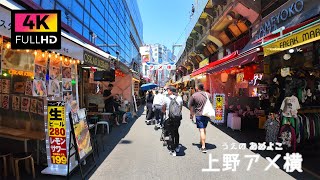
[199,58,209,68]
[42,100,77,176]
[47,101,67,165]
[0,5,12,38]
[263,23,320,56]
[253,0,320,40]
[213,93,225,124]
[236,73,244,83]
[70,108,92,160]
[83,50,109,70]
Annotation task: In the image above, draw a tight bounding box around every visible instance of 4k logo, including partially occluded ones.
[11,10,61,49]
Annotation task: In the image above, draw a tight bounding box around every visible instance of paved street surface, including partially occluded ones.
[89,107,316,180]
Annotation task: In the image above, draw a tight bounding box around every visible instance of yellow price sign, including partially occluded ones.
[51,155,67,165]
[48,106,66,137]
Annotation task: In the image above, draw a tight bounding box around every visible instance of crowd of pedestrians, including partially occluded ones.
[145,83,213,156]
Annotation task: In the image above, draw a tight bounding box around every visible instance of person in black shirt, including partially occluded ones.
[103,84,120,126]
[146,90,154,122]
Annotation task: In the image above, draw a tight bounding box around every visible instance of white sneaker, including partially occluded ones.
[170,151,176,156]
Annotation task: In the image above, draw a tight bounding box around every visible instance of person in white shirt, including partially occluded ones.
[153,90,166,128]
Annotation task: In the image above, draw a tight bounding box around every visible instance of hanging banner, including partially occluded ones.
[47,101,67,165]
[263,23,320,56]
[213,94,225,124]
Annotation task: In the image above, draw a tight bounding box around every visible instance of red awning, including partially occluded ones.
[191,66,209,76]
[191,51,238,76]
[207,49,259,74]
[207,51,238,69]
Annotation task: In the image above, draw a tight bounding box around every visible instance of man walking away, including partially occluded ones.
[146,90,154,124]
[188,83,211,153]
[163,86,183,156]
[153,90,165,129]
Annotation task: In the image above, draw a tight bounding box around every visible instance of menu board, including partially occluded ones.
[70,108,92,160]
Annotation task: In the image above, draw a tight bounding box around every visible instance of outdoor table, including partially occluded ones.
[0,126,45,165]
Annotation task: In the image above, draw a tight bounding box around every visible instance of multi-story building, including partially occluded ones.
[28,0,143,71]
[142,43,173,87]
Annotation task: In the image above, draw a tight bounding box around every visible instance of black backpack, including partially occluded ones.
[169,97,182,121]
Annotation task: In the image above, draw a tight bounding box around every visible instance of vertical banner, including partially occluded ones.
[213,94,225,124]
[47,101,67,165]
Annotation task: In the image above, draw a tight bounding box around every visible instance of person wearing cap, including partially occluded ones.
[162,86,183,156]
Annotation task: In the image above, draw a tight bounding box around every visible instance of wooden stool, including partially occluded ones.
[0,152,11,178]
[11,152,35,180]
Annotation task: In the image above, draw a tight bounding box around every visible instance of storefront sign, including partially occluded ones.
[253,0,320,40]
[263,23,320,56]
[83,50,109,69]
[8,69,33,77]
[47,101,67,165]
[249,73,263,86]
[236,73,244,83]
[213,94,225,124]
[0,5,11,38]
[70,109,92,160]
[199,58,209,68]
[11,10,61,49]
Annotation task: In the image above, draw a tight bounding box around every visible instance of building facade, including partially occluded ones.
[30,0,143,70]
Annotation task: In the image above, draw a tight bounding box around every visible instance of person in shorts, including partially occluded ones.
[188,83,211,153]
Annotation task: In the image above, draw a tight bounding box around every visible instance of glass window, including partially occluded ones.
[41,0,54,9]
[55,4,67,24]
[70,1,83,21]
[77,0,85,5]
[83,11,90,27]
[90,19,104,39]
[32,0,41,5]
[91,4,102,20]
[71,15,83,34]
[85,0,90,11]
[57,0,71,8]
[83,26,90,40]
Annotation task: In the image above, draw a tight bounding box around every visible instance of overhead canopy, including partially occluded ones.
[207,49,259,74]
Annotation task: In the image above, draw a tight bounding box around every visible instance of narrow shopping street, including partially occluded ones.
[88,106,314,180]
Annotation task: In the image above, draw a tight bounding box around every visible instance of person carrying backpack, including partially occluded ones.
[162,86,183,156]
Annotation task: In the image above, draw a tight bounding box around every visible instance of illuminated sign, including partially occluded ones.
[8,69,34,77]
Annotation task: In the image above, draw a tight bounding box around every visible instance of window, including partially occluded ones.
[32,0,41,5]
[41,0,54,9]
[70,1,83,21]
[83,11,90,26]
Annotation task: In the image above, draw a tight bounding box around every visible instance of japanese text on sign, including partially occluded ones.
[47,101,67,165]
[214,94,225,122]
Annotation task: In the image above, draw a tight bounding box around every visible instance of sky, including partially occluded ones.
[137,0,195,54]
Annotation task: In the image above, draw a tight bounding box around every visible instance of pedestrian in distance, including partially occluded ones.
[162,86,183,156]
[145,90,154,124]
[153,90,166,129]
[188,83,212,153]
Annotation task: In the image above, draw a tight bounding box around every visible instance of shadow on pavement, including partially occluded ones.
[192,143,217,150]
[5,106,146,180]
[211,121,320,180]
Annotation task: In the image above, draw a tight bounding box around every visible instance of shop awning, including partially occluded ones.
[207,49,260,74]
[191,51,238,76]
[207,51,238,69]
